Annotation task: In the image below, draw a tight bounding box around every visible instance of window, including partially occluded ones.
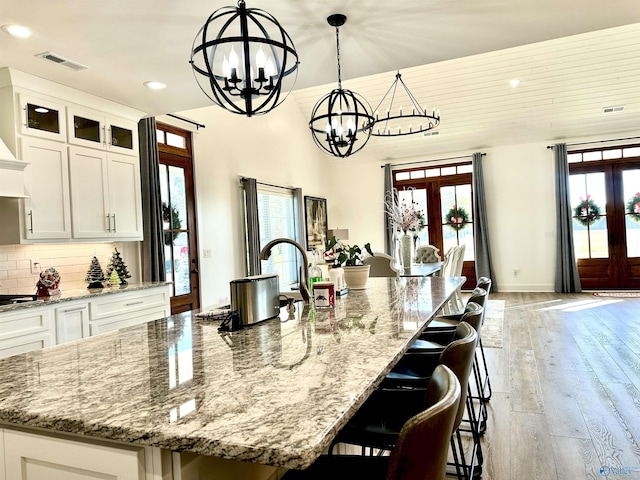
[257,185,301,287]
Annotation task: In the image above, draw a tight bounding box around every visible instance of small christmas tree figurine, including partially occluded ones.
[85,256,106,289]
[107,268,121,287]
[109,247,131,285]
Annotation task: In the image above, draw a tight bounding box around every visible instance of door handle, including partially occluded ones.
[191,268,199,274]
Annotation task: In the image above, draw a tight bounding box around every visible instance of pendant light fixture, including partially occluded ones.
[309,14,374,158]
[370,71,440,136]
[190,0,299,117]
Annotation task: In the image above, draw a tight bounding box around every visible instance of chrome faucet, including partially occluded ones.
[259,238,311,304]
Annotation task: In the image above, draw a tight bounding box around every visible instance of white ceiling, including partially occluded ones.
[2,1,640,159]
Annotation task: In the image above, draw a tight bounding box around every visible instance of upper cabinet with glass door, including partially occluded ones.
[67,105,138,156]
[18,93,67,142]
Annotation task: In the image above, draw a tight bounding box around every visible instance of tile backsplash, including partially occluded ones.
[0,242,139,294]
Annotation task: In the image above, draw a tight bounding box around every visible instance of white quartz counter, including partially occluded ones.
[0,276,463,470]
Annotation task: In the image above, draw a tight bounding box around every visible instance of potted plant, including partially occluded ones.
[326,236,374,290]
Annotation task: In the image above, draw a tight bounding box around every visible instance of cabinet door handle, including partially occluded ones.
[106,214,111,232]
[102,126,107,146]
[28,210,34,233]
[125,301,144,307]
[63,307,86,313]
[112,213,116,232]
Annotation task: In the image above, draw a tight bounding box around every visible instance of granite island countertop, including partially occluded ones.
[0,276,464,470]
[0,282,172,314]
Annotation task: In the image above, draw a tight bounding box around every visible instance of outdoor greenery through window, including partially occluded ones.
[258,185,300,287]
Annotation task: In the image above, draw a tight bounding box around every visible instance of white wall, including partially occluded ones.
[177,100,328,308]
[324,141,560,292]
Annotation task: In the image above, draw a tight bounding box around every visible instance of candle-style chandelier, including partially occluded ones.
[189,0,299,117]
[309,14,374,158]
[370,71,440,137]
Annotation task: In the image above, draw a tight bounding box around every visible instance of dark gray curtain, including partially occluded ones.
[554,144,582,293]
[383,163,394,255]
[472,152,497,291]
[293,188,305,247]
[138,117,165,282]
[242,177,261,276]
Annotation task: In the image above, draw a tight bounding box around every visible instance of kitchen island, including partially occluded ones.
[0,276,464,479]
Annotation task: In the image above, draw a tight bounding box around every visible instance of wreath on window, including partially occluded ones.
[445,205,470,231]
[573,196,601,227]
[162,202,182,245]
[627,192,640,223]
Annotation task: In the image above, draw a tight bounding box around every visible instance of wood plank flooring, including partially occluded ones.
[481,292,640,480]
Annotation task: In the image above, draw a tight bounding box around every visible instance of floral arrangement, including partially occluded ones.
[445,205,470,231]
[36,267,61,297]
[573,195,601,227]
[627,192,640,222]
[385,189,426,235]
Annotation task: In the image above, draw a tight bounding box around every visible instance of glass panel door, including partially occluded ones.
[73,115,101,144]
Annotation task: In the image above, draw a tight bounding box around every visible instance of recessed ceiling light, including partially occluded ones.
[144,81,166,90]
[510,79,520,88]
[1,24,32,38]
[34,107,50,114]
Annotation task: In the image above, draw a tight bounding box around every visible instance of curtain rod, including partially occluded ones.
[547,135,640,149]
[166,113,206,130]
[380,153,485,168]
[240,177,294,191]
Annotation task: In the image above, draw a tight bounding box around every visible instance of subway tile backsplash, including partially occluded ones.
[0,243,135,294]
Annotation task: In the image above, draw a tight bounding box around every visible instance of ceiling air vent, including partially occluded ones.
[602,105,624,114]
[423,131,440,137]
[35,52,88,71]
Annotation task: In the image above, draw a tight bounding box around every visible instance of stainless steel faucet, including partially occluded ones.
[259,238,311,304]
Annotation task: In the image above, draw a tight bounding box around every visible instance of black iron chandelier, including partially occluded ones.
[309,14,374,158]
[190,0,299,117]
[370,71,440,136]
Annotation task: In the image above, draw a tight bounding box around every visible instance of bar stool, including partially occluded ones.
[284,365,461,480]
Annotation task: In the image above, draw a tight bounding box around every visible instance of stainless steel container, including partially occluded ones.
[230,274,280,327]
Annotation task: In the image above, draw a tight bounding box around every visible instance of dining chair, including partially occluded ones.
[414,244,441,263]
[363,252,400,277]
[283,365,461,480]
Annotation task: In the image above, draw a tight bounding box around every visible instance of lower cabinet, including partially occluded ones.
[0,307,53,359]
[0,284,171,359]
[2,428,162,480]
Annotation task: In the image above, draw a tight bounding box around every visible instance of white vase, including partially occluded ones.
[343,265,371,290]
[401,234,412,268]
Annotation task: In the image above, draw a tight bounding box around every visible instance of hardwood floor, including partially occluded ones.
[480,292,640,480]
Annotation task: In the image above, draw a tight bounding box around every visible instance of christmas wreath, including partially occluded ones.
[627,192,640,223]
[162,202,183,245]
[574,196,601,227]
[445,205,470,231]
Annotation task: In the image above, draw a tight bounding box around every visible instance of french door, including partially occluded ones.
[393,162,476,288]
[157,123,200,314]
[568,146,640,289]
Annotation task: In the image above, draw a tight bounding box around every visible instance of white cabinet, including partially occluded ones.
[3,429,147,480]
[0,306,53,358]
[54,301,90,344]
[0,137,72,244]
[69,146,142,240]
[89,285,170,335]
[67,105,138,156]
[17,92,67,142]
[21,137,72,240]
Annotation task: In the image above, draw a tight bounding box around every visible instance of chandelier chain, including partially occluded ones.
[335,26,342,89]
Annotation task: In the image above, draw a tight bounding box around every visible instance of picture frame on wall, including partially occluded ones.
[304,196,328,251]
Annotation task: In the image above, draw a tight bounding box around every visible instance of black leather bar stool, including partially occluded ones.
[284,365,461,480]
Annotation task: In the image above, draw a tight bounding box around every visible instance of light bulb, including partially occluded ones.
[222,55,231,78]
[255,46,266,69]
[265,57,275,77]
[229,46,239,69]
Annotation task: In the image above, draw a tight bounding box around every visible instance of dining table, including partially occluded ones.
[399,262,443,277]
[0,276,464,476]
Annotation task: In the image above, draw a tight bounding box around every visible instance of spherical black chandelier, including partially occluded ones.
[309,14,374,158]
[190,0,299,117]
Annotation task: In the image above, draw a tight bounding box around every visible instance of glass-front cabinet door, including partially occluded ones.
[67,106,138,156]
[18,93,67,142]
